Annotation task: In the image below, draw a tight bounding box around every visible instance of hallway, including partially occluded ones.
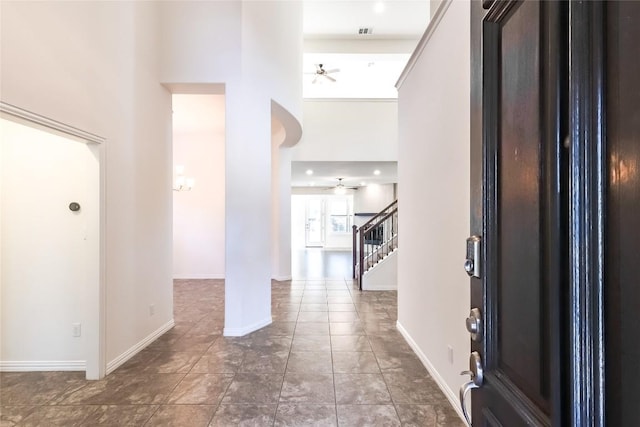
[1,273,463,426]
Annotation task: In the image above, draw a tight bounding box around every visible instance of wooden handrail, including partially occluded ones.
[358,200,397,232]
[353,200,398,289]
[363,208,397,233]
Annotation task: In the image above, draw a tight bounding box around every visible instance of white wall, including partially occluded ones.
[396,0,470,417]
[292,100,398,161]
[362,250,398,291]
[172,94,225,279]
[353,183,395,215]
[353,183,396,229]
[0,1,173,374]
[159,1,241,85]
[158,1,303,336]
[0,119,94,367]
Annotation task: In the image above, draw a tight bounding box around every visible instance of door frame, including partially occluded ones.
[0,102,106,380]
[469,1,605,424]
[566,1,606,423]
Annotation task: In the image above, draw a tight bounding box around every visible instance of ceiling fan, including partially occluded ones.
[306,63,340,84]
[331,178,358,195]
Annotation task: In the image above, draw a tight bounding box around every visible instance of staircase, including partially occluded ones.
[352,200,398,290]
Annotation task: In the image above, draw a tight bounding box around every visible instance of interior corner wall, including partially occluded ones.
[397,0,470,410]
[172,95,226,279]
[158,1,242,85]
[0,1,174,369]
[292,100,398,162]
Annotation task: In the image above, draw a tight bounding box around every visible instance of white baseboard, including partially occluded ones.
[362,282,397,291]
[0,360,85,372]
[396,320,466,423]
[272,275,292,281]
[224,316,272,337]
[106,319,175,375]
[173,274,225,279]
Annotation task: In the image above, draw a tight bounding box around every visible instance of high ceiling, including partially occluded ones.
[295,1,429,189]
[172,3,430,190]
[303,1,430,39]
[302,0,429,99]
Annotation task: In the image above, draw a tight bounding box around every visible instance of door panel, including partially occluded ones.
[605,2,640,425]
[473,1,567,424]
[497,0,544,400]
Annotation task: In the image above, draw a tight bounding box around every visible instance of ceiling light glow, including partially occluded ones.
[306,169,314,175]
[373,169,381,175]
[373,1,385,14]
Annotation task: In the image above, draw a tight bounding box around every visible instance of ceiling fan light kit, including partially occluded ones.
[332,178,359,194]
[308,63,340,84]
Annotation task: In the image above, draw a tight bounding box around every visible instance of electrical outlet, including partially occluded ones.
[72,323,81,337]
[447,345,454,364]
[149,304,155,316]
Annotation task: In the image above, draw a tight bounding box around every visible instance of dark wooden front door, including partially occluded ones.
[468,1,568,425]
[471,1,640,425]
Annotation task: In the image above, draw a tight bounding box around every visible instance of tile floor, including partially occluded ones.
[1,278,464,426]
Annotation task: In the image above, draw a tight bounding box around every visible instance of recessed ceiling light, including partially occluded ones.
[361,181,367,186]
[306,169,313,175]
[373,1,385,14]
[373,169,381,175]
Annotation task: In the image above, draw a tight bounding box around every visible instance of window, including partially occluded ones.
[329,198,351,233]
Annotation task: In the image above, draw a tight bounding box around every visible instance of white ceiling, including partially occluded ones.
[302,1,428,99]
[303,1,430,39]
[298,1,426,187]
[292,161,398,188]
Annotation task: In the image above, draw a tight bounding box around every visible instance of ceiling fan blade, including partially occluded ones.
[324,68,340,74]
[324,75,336,82]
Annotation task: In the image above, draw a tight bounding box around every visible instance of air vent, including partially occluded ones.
[358,27,374,35]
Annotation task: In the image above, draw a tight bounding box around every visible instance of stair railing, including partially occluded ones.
[352,200,398,289]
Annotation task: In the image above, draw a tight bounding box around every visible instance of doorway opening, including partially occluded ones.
[171,94,225,280]
[292,194,354,250]
[291,194,354,279]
